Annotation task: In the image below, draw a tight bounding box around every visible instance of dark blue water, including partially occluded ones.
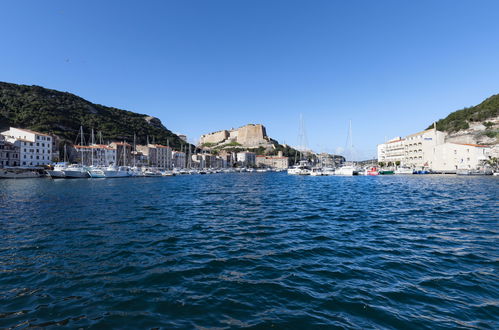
[1,173,498,329]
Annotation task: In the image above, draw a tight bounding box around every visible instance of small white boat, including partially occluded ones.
[493,172,499,176]
[63,165,90,178]
[88,165,132,178]
[335,165,358,176]
[310,167,325,176]
[288,160,311,175]
[46,163,68,178]
[395,167,414,175]
[0,167,43,179]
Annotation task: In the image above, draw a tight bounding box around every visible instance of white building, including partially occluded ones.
[172,151,186,168]
[377,128,491,172]
[1,127,53,166]
[377,137,405,165]
[432,143,491,172]
[237,151,256,167]
[404,129,446,169]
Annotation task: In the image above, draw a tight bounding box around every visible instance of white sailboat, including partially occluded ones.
[64,127,90,178]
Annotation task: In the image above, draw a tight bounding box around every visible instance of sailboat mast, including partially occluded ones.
[133,133,136,167]
[80,126,84,166]
[91,128,95,166]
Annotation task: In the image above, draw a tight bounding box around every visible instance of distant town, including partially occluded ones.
[0,120,498,178]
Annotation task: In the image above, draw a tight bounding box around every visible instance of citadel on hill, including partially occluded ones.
[200,124,272,149]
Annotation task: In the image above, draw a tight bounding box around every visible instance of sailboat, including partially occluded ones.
[336,120,359,175]
[47,144,69,178]
[63,126,90,178]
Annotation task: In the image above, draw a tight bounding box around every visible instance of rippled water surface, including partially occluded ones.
[1,173,498,328]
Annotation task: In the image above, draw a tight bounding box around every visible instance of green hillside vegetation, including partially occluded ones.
[429,93,499,132]
[0,82,189,149]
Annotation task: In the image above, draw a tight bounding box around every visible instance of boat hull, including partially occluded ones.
[0,169,42,179]
[63,170,90,178]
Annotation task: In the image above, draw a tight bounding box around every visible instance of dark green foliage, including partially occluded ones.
[0,82,190,149]
[428,94,499,132]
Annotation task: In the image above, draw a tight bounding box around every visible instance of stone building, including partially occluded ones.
[256,155,289,169]
[110,142,132,166]
[0,135,20,167]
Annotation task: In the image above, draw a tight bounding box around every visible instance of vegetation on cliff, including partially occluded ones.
[428,93,499,133]
[0,82,188,149]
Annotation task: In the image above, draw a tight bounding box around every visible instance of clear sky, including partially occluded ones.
[1,0,499,159]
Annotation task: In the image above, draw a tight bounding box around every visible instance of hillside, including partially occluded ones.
[0,82,188,149]
[428,93,499,144]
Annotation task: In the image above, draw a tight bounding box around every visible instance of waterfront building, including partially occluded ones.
[236,151,256,167]
[377,137,405,165]
[136,144,158,167]
[155,145,172,169]
[109,142,132,166]
[1,127,53,166]
[377,127,491,172]
[0,135,20,167]
[73,144,116,166]
[172,151,186,168]
[256,154,289,169]
[431,143,491,172]
[404,129,446,169]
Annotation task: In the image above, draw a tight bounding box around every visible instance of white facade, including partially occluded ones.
[1,127,53,166]
[404,129,446,168]
[377,137,405,164]
[432,143,490,172]
[377,128,491,172]
[237,152,256,167]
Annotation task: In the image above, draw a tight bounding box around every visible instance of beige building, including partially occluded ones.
[256,155,288,169]
[110,142,132,166]
[431,143,491,172]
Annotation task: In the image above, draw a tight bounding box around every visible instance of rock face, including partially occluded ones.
[444,116,499,145]
[144,116,167,130]
[200,124,271,148]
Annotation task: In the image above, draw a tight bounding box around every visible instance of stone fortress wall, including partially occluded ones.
[200,124,271,148]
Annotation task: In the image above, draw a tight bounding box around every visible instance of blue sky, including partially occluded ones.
[1,0,499,159]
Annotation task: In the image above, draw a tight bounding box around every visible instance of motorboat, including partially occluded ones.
[394,167,414,175]
[335,165,358,176]
[0,167,43,179]
[310,167,325,176]
[366,166,379,176]
[287,160,311,175]
[88,165,132,178]
[63,164,90,178]
[46,163,68,178]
